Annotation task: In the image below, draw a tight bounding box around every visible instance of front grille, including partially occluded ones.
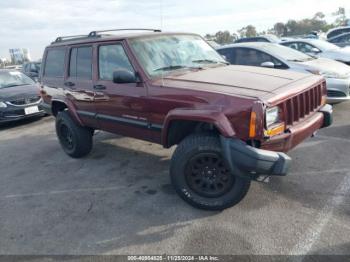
[8,96,41,106]
[280,82,324,126]
[327,90,347,97]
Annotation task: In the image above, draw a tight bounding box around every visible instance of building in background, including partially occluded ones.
[9,48,31,64]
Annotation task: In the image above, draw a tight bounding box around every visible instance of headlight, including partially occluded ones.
[320,71,348,79]
[0,101,7,108]
[265,106,279,127]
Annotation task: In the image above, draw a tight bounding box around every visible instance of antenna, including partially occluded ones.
[160,0,164,87]
[160,0,163,30]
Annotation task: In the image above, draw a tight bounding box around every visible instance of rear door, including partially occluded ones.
[65,45,98,128]
[93,41,151,141]
[41,47,67,103]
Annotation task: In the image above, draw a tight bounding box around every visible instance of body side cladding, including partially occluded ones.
[76,110,163,131]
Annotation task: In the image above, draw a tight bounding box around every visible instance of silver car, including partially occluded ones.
[216,42,350,103]
[280,39,350,66]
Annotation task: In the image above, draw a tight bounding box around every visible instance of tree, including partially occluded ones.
[214,31,234,44]
[273,22,286,36]
[238,25,257,38]
[333,7,347,26]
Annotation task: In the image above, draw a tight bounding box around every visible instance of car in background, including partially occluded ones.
[328,33,350,48]
[4,65,22,71]
[326,26,350,40]
[217,42,350,103]
[281,39,350,65]
[235,35,280,43]
[0,70,45,123]
[22,62,41,82]
[206,40,221,48]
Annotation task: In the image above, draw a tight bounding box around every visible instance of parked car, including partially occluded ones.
[281,39,350,65]
[40,29,332,210]
[235,35,280,43]
[0,70,45,123]
[22,62,41,82]
[217,43,350,103]
[326,26,350,40]
[328,32,350,48]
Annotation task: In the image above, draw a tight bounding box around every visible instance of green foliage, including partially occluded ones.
[205,6,348,41]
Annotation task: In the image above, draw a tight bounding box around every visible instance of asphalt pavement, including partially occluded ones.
[0,102,349,256]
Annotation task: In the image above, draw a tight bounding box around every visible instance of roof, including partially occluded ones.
[216,42,278,50]
[327,26,350,36]
[48,29,198,47]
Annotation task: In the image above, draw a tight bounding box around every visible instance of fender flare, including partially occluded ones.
[161,108,236,147]
[51,99,84,126]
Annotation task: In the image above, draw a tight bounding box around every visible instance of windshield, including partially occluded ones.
[0,71,35,88]
[266,35,280,43]
[311,40,340,51]
[264,44,314,62]
[129,34,227,77]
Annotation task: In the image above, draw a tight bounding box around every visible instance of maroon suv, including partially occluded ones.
[40,29,332,210]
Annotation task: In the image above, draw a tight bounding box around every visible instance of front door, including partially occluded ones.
[93,42,152,141]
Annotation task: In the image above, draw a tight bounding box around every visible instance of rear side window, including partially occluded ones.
[98,44,134,81]
[44,49,66,77]
[69,46,92,79]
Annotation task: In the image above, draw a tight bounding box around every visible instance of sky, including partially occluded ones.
[0,0,349,60]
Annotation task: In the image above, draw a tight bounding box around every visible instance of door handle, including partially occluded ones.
[64,81,75,87]
[94,84,106,90]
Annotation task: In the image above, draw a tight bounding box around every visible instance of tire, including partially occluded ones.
[55,110,93,158]
[170,133,251,210]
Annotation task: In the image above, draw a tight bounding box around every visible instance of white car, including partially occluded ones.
[281,39,350,66]
[217,42,350,103]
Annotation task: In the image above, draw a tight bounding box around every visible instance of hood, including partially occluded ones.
[153,65,315,99]
[0,84,40,101]
[295,58,350,77]
[322,48,350,62]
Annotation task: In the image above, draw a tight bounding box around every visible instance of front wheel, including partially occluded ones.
[170,134,251,210]
[56,110,93,158]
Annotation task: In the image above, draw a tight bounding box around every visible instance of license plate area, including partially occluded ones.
[24,106,39,115]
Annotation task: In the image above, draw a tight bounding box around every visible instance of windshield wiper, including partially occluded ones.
[3,83,26,88]
[192,59,229,65]
[154,65,201,72]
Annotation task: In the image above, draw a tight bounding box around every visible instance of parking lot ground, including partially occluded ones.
[0,103,349,256]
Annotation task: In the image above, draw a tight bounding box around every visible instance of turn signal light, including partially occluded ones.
[249,111,257,138]
[265,123,285,137]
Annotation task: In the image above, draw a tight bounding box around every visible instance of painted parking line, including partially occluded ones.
[2,185,124,199]
[289,172,350,257]
[317,135,350,143]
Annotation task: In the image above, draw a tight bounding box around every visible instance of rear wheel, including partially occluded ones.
[56,110,93,158]
[170,133,251,210]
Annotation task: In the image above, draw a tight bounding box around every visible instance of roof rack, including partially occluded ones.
[52,28,162,44]
[53,35,89,43]
[88,28,161,37]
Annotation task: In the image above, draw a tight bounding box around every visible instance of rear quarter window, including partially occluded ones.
[44,49,66,77]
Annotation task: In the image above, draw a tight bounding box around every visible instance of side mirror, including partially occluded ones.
[311,48,321,53]
[113,69,137,84]
[261,61,275,68]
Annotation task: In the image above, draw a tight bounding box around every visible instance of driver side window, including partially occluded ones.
[298,43,320,53]
[98,44,135,81]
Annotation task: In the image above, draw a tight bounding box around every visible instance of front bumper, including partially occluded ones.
[326,77,350,104]
[0,103,45,123]
[219,104,333,179]
[261,104,332,152]
[221,136,292,179]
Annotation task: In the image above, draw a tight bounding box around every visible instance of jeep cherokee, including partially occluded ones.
[40,29,333,210]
